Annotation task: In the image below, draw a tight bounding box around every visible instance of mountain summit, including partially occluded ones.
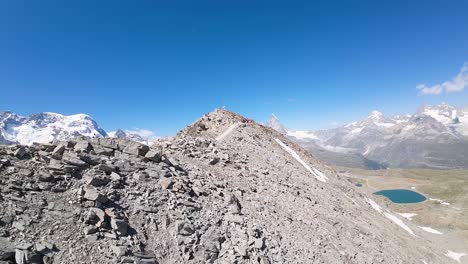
[265,114,287,135]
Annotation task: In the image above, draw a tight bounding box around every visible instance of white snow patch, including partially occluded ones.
[418,226,443,235]
[445,251,466,263]
[350,127,363,134]
[383,212,415,236]
[216,123,239,141]
[365,198,415,236]
[421,260,428,264]
[274,138,328,182]
[430,198,451,205]
[363,146,371,155]
[375,122,395,128]
[397,213,417,221]
[343,193,360,207]
[365,198,383,213]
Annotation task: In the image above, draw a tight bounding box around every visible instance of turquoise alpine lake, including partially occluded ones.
[373,189,426,204]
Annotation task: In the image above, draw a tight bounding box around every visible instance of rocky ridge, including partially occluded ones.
[0,109,454,263]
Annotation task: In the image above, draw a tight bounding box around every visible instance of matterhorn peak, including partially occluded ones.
[266,113,287,134]
[369,110,384,119]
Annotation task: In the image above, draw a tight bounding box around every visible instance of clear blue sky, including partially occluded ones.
[1,0,468,135]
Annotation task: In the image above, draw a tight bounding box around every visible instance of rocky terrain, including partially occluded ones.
[0,109,457,263]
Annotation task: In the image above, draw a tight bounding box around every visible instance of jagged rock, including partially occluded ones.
[94,163,116,174]
[51,144,65,158]
[93,145,114,156]
[159,178,174,190]
[0,158,11,168]
[34,241,56,257]
[85,208,106,227]
[62,153,88,167]
[110,245,127,257]
[83,226,98,235]
[110,218,129,236]
[175,221,195,236]
[37,171,55,182]
[94,138,119,150]
[133,172,148,182]
[74,141,93,152]
[79,153,101,165]
[110,171,121,181]
[209,157,220,165]
[83,188,108,203]
[84,174,110,187]
[15,249,42,264]
[18,168,33,177]
[144,149,161,162]
[0,237,15,261]
[121,141,149,156]
[14,146,28,158]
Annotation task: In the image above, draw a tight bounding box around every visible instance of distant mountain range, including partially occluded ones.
[3,104,467,169]
[268,103,468,169]
[0,111,152,145]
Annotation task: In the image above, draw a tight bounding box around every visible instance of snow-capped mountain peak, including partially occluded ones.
[418,103,459,125]
[0,111,107,145]
[283,103,468,169]
[266,114,287,135]
[368,110,384,119]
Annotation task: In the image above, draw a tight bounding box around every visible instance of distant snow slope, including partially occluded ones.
[0,112,107,145]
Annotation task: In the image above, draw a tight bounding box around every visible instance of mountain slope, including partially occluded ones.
[0,108,459,263]
[0,111,107,145]
[174,109,453,263]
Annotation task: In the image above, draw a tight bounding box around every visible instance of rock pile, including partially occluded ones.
[0,109,451,263]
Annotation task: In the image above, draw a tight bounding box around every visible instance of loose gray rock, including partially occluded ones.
[121,141,149,156]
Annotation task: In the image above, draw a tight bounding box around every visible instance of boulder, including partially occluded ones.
[175,221,195,236]
[133,172,148,182]
[110,218,129,236]
[14,146,28,158]
[0,237,15,261]
[79,153,101,165]
[121,141,149,156]
[93,145,114,156]
[95,138,119,150]
[94,164,117,174]
[74,141,93,152]
[83,188,109,203]
[159,178,175,190]
[144,149,161,162]
[51,144,65,158]
[84,174,110,187]
[62,153,88,167]
[85,208,106,227]
[110,245,127,257]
